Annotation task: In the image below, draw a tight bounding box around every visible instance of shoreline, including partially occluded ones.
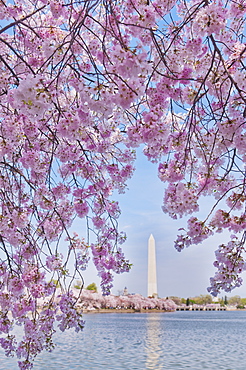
[81,308,246,313]
[82,308,175,313]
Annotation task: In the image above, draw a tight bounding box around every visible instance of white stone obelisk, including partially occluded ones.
[148,234,158,298]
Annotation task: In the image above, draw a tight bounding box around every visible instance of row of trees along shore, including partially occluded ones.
[170,295,246,308]
[1,0,246,369]
[36,282,177,311]
[73,288,177,311]
[37,281,177,312]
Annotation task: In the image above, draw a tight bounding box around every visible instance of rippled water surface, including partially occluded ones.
[1,310,246,369]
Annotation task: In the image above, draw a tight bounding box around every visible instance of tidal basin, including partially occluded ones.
[1,310,246,370]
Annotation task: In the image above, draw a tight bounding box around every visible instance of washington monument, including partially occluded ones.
[147,234,158,298]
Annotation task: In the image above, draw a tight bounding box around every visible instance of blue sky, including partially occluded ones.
[80,148,246,299]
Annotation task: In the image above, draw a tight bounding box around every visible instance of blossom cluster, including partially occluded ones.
[208,235,246,296]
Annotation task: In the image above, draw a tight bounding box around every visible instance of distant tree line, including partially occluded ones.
[170,295,246,308]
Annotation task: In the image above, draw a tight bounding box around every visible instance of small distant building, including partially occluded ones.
[123,287,128,296]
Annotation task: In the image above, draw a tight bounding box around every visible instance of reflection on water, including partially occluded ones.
[145,314,163,370]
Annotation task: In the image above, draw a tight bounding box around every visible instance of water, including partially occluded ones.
[0,310,246,369]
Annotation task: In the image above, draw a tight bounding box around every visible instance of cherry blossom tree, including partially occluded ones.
[0,0,246,368]
[74,290,177,311]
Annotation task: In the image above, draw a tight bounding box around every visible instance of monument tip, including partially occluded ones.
[149,234,155,240]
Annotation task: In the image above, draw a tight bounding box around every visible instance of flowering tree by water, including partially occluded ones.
[75,289,177,311]
[0,0,246,368]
